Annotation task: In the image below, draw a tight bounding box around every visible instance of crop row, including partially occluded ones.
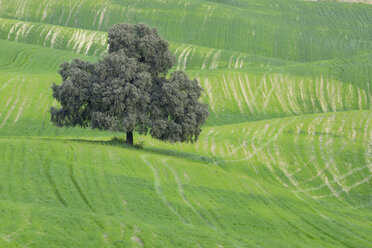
[2,0,372,61]
[1,136,372,247]
[150,110,372,207]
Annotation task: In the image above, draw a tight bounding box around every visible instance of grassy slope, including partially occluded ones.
[0,0,371,247]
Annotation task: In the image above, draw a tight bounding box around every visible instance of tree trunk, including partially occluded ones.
[126,131,134,146]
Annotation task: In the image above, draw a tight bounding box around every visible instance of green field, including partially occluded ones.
[0,0,371,247]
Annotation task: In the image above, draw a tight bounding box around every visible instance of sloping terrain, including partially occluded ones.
[0,0,371,247]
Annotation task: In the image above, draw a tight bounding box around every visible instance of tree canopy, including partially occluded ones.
[51,23,209,145]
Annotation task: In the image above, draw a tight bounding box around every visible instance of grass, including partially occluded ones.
[0,0,371,247]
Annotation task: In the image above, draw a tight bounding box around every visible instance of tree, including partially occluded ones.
[50,23,209,146]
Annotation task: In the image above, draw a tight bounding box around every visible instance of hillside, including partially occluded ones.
[0,0,371,247]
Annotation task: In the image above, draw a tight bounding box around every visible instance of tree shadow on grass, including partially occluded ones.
[143,146,221,165]
[37,136,226,166]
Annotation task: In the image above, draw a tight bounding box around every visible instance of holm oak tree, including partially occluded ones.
[50,23,209,145]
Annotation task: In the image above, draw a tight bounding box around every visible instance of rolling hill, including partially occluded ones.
[0,0,371,247]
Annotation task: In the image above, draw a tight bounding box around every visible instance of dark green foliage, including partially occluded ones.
[90,51,152,134]
[51,23,209,144]
[108,23,175,76]
[51,59,96,128]
[149,71,208,142]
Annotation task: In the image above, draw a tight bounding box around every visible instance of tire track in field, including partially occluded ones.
[68,144,96,212]
[13,96,28,123]
[219,117,298,163]
[0,49,28,68]
[64,0,82,26]
[258,182,360,248]
[254,182,340,247]
[290,187,372,245]
[177,45,192,71]
[0,78,24,129]
[292,113,372,201]
[1,48,40,70]
[104,148,129,212]
[0,97,12,121]
[44,147,68,207]
[241,179,322,246]
[37,83,53,136]
[161,159,215,228]
[141,155,190,226]
[0,77,18,92]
